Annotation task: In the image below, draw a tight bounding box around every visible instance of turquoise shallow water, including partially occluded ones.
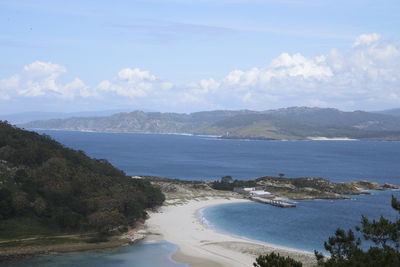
[13,130,400,265]
[202,190,400,253]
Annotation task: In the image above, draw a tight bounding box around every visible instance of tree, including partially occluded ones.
[88,210,125,233]
[221,175,233,183]
[11,192,30,215]
[0,188,14,219]
[253,252,302,267]
[315,195,400,266]
[279,173,285,178]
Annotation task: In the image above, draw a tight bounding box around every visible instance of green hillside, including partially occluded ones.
[0,122,164,239]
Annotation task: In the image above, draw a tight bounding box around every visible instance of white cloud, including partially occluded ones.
[114,33,398,111]
[352,33,381,47]
[181,33,400,110]
[0,61,94,99]
[98,68,171,99]
[1,33,399,112]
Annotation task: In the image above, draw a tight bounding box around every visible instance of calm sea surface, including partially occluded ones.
[37,130,400,184]
[14,130,400,265]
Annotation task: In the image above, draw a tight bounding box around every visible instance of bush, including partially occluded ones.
[253,252,302,267]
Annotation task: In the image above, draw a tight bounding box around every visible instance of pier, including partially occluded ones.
[250,196,296,208]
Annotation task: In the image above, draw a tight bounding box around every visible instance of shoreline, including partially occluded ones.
[307,136,358,141]
[26,128,222,138]
[196,205,315,256]
[0,237,132,263]
[145,197,316,267]
[27,128,400,142]
[0,225,148,263]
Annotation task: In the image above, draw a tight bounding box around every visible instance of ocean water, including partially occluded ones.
[37,130,400,184]
[17,130,400,264]
[202,190,400,253]
[2,241,186,267]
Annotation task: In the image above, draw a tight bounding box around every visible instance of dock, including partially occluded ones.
[250,196,296,208]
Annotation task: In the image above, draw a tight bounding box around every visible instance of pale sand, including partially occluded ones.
[145,197,317,267]
[307,136,357,141]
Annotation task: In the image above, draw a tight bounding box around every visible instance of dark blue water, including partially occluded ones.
[2,241,186,267]
[37,130,400,184]
[202,190,400,253]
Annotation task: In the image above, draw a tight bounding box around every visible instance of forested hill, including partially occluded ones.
[21,107,400,140]
[0,121,164,239]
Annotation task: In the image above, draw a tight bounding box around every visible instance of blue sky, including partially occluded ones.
[0,0,400,114]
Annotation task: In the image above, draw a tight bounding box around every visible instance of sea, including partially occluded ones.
[6,130,400,266]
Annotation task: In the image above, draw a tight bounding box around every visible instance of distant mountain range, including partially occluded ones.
[373,108,400,117]
[0,109,132,124]
[20,107,400,140]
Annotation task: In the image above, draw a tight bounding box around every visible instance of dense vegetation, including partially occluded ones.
[0,121,164,239]
[254,196,400,266]
[253,252,302,267]
[210,176,376,200]
[211,176,257,191]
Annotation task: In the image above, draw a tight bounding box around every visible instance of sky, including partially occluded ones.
[0,0,400,114]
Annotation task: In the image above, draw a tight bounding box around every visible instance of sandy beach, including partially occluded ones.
[145,197,317,267]
[307,136,358,141]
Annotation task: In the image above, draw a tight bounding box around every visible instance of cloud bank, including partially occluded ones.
[1,33,399,112]
[0,61,94,100]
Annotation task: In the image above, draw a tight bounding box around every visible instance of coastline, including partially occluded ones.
[145,197,316,267]
[28,128,400,142]
[0,225,147,263]
[0,237,132,263]
[307,136,358,141]
[27,128,222,138]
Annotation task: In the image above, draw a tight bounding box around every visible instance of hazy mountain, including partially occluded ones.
[263,107,400,131]
[20,107,400,140]
[373,108,400,117]
[20,110,257,134]
[0,109,132,124]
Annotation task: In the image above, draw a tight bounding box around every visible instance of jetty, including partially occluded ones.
[250,196,296,208]
[233,187,296,208]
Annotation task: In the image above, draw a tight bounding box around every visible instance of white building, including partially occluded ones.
[243,187,256,192]
[249,190,271,196]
